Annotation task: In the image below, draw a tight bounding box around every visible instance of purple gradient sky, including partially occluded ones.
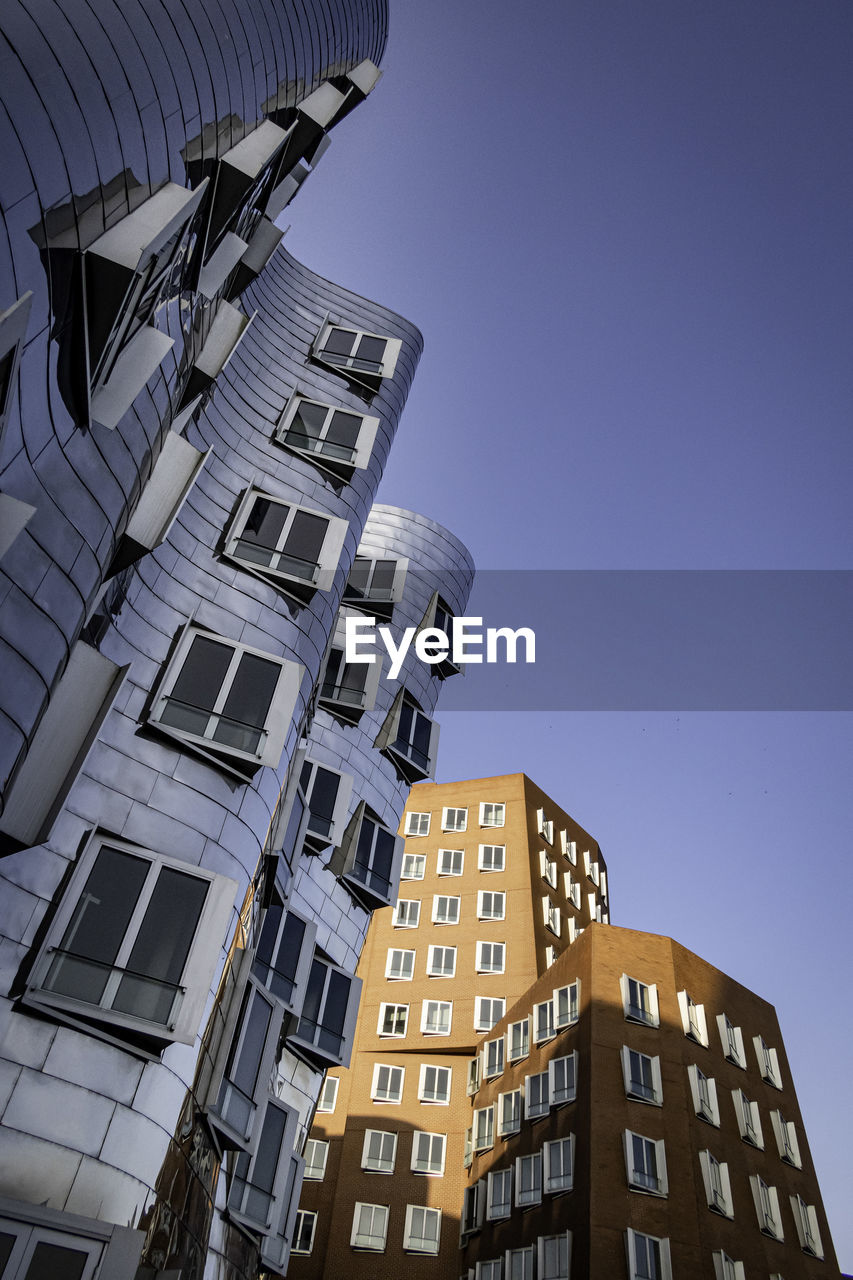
[285,0,853,1264]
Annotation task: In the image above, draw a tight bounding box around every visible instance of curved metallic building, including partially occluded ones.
[0,2,474,1278]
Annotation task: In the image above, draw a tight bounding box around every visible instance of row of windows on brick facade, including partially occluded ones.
[385,941,509,981]
[292,1203,442,1257]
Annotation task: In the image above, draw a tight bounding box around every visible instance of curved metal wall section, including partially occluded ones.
[0,0,388,803]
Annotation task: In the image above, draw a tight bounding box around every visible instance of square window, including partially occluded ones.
[621,1047,663,1105]
[385,948,415,981]
[418,1063,451,1104]
[515,1153,543,1207]
[275,392,379,480]
[378,1003,408,1037]
[150,626,299,773]
[313,319,402,390]
[477,890,505,921]
[292,1209,317,1255]
[344,554,408,614]
[404,810,431,837]
[480,802,505,827]
[525,1071,549,1120]
[351,1202,389,1251]
[393,899,420,928]
[487,1168,513,1220]
[476,941,506,974]
[508,1018,530,1061]
[442,806,467,832]
[499,1088,522,1136]
[621,975,660,1027]
[316,1076,338,1113]
[432,895,460,925]
[401,853,426,880]
[549,1053,577,1106]
[224,487,347,597]
[479,843,506,872]
[426,945,456,978]
[475,997,506,1032]
[304,1139,328,1181]
[624,1131,668,1195]
[371,1064,404,1103]
[544,1136,574,1193]
[411,1131,446,1176]
[437,847,464,876]
[421,1000,452,1036]
[362,1129,397,1173]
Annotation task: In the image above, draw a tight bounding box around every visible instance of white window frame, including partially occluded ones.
[421,999,452,1036]
[316,1075,338,1113]
[401,852,426,880]
[508,1018,530,1061]
[411,1131,446,1176]
[350,1202,389,1251]
[753,1034,782,1088]
[303,1139,328,1181]
[26,832,236,1048]
[403,1205,441,1255]
[560,832,577,863]
[370,1063,404,1104]
[677,990,709,1046]
[479,802,505,828]
[313,318,402,387]
[499,1088,521,1137]
[362,1129,397,1174]
[461,1181,485,1237]
[625,1230,672,1280]
[750,1174,784,1239]
[506,1247,535,1280]
[224,486,347,596]
[621,974,660,1027]
[473,1105,495,1152]
[539,849,558,888]
[549,1052,578,1106]
[542,897,560,937]
[404,811,430,837]
[431,894,460,925]
[441,806,468,832]
[564,873,581,909]
[467,1055,481,1096]
[538,1231,572,1280]
[418,1063,451,1105]
[790,1193,824,1258]
[275,390,379,479]
[478,890,506,921]
[487,1168,513,1220]
[515,1153,543,1207]
[483,1036,505,1079]
[621,1046,663,1105]
[292,1209,317,1255]
[624,1130,668,1196]
[525,1071,549,1120]
[474,996,506,1033]
[476,941,506,974]
[437,847,464,877]
[378,1002,408,1038]
[479,843,506,872]
[385,948,415,981]
[687,1064,720,1126]
[717,1014,746,1067]
[426,944,457,978]
[545,944,558,967]
[393,899,420,929]
[698,1149,734,1218]
[537,809,554,842]
[711,1252,746,1280]
[554,981,580,1029]
[534,998,555,1044]
[732,1089,764,1148]
[770,1109,802,1167]
[543,1135,575,1194]
[149,624,300,773]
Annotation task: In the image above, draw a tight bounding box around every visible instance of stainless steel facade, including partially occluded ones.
[0,2,473,1277]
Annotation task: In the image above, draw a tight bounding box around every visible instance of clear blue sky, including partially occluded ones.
[286,0,853,1265]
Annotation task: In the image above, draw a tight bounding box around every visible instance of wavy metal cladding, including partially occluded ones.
[0,0,387,800]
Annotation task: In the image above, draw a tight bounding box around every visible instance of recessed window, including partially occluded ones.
[290,953,360,1067]
[550,1052,578,1106]
[316,1075,338,1113]
[732,1089,763,1147]
[304,1139,328,1181]
[499,1089,521,1137]
[421,999,452,1036]
[687,1064,720,1126]
[474,997,505,1033]
[698,1150,734,1217]
[385,948,415,981]
[625,1230,672,1280]
[431,895,460,925]
[508,1018,530,1061]
[753,1034,782,1088]
[790,1193,824,1258]
[677,990,709,1046]
[378,1002,408,1038]
[483,1037,505,1079]
[275,392,379,479]
[426,945,456,978]
[487,1168,513,1220]
[292,1209,317,1255]
[150,626,299,775]
[624,1131,668,1195]
[554,981,580,1029]
[393,899,420,929]
[371,1064,404,1104]
[477,941,506,974]
[543,1136,574,1193]
[461,1181,485,1236]
[402,853,426,880]
[479,843,506,872]
[27,834,235,1047]
[538,1232,572,1280]
[621,975,660,1027]
[515,1153,543,1207]
[224,487,347,598]
[622,1047,663,1105]
[534,999,555,1044]
[437,847,464,876]
[344,554,407,615]
[362,1129,397,1173]
[473,1105,495,1152]
[312,318,402,391]
[441,806,467,832]
[750,1175,783,1239]
[770,1109,801,1167]
[525,1071,549,1120]
[350,1202,389,1251]
[477,890,505,921]
[404,810,430,837]
[418,1063,451,1104]
[480,802,505,828]
[411,1131,446,1176]
[717,1014,746,1067]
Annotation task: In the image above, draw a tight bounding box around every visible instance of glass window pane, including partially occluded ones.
[23,1243,91,1280]
[236,497,289,565]
[163,635,233,732]
[282,510,327,577]
[115,866,208,1022]
[322,327,356,357]
[218,652,280,751]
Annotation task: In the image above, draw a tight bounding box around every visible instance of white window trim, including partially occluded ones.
[377,1002,408,1038]
[437,847,464,876]
[549,1051,578,1106]
[431,894,461,925]
[543,1135,575,1194]
[224,485,347,596]
[508,1018,530,1062]
[769,1109,802,1167]
[621,974,660,1027]
[711,1252,746,1280]
[426,944,457,979]
[401,853,426,880]
[482,1037,505,1080]
[420,999,452,1036]
[524,1070,549,1121]
[417,1062,451,1105]
[790,1193,824,1258]
[716,1013,746,1067]
[621,1045,663,1105]
[478,843,506,872]
[385,948,415,981]
[474,996,506,1033]
[316,1075,338,1113]
[303,1139,329,1182]
[732,1089,764,1148]
[542,896,560,937]
[560,832,577,864]
[275,389,379,478]
[687,1064,720,1126]
[534,998,555,1045]
[749,1174,784,1239]
[479,801,506,828]
[476,940,506,974]
[677,990,709,1046]
[625,1230,672,1280]
[623,1130,668,1196]
[441,806,468,832]
[698,1149,734,1218]
[538,1231,572,1280]
[753,1034,782,1088]
[514,1153,543,1208]
[350,1202,389,1252]
[291,1209,317,1255]
[473,1105,495,1152]
[554,981,580,1029]
[411,1131,446,1177]
[498,1089,521,1137]
[486,1168,513,1221]
[361,1129,397,1174]
[404,811,430,837]
[370,1063,404,1104]
[393,899,420,929]
[477,890,506,921]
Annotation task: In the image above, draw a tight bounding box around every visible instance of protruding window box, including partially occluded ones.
[224,487,347,602]
[197,231,249,300]
[275,391,379,482]
[0,290,32,440]
[311,318,401,395]
[252,893,317,1013]
[293,756,353,854]
[318,636,381,724]
[208,974,282,1151]
[107,428,207,575]
[343,554,408,618]
[265,160,311,220]
[272,82,347,172]
[179,301,253,408]
[285,954,361,1069]
[418,591,462,678]
[375,690,439,784]
[226,218,284,298]
[227,1098,303,1270]
[330,802,403,910]
[203,119,291,250]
